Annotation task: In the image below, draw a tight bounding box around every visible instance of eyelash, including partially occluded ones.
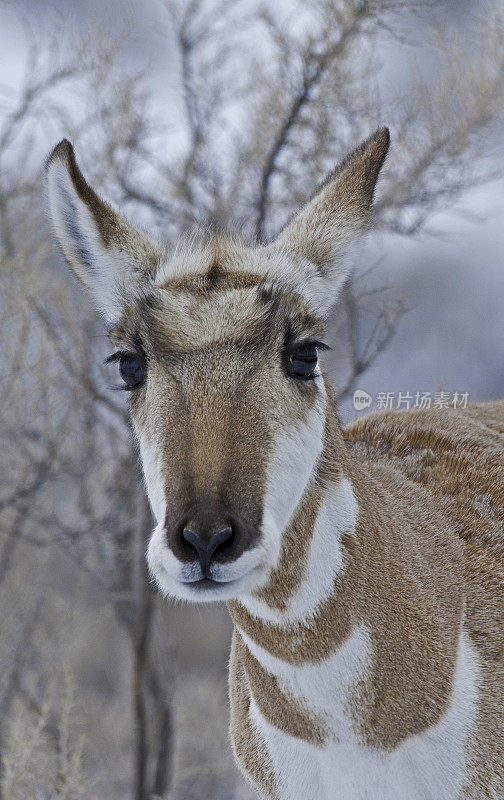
[104,350,134,365]
[294,340,331,353]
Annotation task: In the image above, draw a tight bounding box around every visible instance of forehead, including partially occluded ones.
[112,236,324,353]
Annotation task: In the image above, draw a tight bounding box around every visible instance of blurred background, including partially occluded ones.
[0,1,503,798]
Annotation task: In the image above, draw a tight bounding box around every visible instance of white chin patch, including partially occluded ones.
[146,522,268,603]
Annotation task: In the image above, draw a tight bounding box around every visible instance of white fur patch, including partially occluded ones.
[138,436,166,523]
[240,625,371,736]
[242,627,480,800]
[243,477,358,624]
[268,237,361,319]
[147,524,268,604]
[211,549,267,583]
[248,694,325,800]
[255,390,327,583]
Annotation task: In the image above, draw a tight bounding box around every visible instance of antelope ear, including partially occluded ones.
[46,140,164,323]
[267,127,390,317]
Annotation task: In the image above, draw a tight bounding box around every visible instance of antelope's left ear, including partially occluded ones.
[46,140,164,323]
[266,127,390,317]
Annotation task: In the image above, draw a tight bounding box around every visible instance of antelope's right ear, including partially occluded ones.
[46,140,164,323]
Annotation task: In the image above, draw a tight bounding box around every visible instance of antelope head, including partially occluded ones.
[47,128,389,602]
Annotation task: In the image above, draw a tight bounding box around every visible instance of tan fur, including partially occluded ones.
[229,636,280,800]
[233,631,329,746]
[228,400,504,796]
[274,128,390,274]
[345,402,504,795]
[253,484,324,611]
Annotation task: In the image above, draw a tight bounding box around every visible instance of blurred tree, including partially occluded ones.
[0,1,503,798]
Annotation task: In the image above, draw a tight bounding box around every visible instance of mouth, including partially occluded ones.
[147,527,268,602]
[184,577,238,590]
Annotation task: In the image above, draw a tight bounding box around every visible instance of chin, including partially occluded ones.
[152,573,264,603]
[146,525,268,603]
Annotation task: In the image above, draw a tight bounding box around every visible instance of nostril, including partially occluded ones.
[208,526,234,559]
[181,527,203,557]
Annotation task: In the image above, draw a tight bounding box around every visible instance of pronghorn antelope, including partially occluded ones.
[47,128,504,800]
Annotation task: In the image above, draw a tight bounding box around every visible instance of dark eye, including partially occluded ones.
[287,343,319,379]
[105,351,146,389]
[119,354,145,388]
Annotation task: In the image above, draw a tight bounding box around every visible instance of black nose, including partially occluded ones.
[182,525,234,574]
[166,500,257,577]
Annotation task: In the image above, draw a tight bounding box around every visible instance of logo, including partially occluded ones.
[352,389,469,412]
[353,389,372,411]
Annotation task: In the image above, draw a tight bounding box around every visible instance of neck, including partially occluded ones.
[227,394,467,750]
